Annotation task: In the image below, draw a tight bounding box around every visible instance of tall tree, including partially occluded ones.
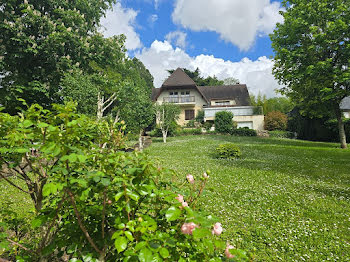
[168,68,224,86]
[270,0,350,148]
[0,0,116,114]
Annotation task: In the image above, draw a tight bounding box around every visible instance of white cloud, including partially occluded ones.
[172,0,284,51]
[136,40,281,97]
[165,31,187,49]
[100,2,142,50]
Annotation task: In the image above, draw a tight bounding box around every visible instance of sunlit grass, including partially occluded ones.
[146,135,350,261]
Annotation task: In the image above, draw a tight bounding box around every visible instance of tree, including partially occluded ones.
[265,111,288,131]
[0,0,116,114]
[223,77,240,85]
[168,68,224,86]
[119,83,154,151]
[155,103,181,143]
[270,0,350,148]
[250,94,294,114]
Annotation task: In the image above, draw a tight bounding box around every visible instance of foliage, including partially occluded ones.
[178,128,203,136]
[195,110,205,124]
[215,143,242,159]
[0,0,116,114]
[231,128,257,137]
[270,0,350,148]
[168,68,224,86]
[223,77,240,85]
[149,121,179,138]
[154,103,181,143]
[250,94,293,115]
[186,120,196,128]
[268,130,295,139]
[146,135,350,261]
[264,111,288,131]
[215,111,234,134]
[0,103,244,261]
[203,122,213,132]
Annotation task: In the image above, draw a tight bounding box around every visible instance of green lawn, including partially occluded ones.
[145,135,350,261]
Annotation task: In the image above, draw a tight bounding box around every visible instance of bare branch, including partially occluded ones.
[67,190,103,255]
[0,172,31,194]
[102,93,116,107]
[102,96,117,112]
[7,239,34,253]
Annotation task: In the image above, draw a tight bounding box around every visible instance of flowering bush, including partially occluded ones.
[215,143,242,159]
[0,103,248,261]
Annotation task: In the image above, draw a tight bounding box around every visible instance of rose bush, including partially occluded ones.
[0,103,249,261]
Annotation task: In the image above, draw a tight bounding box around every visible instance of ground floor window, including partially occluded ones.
[185,110,195,120]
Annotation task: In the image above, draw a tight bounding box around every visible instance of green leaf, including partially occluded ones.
[135,241,147,251]
[139,248,153,262]
[68,153,78,163]
[37,122,49,128]
[159,247,169,258]
[114,236,128,253]
[22,120,33,128]
[128,191,140,201]
[192,228,211,240]
[77,154,87,163]
[100,178,111,186]
[43,183,58,196]
[124,231,134,241]
[165,206,181,222]
[115,192,124,202]
[15,148,30,153]
[31,216,46,228]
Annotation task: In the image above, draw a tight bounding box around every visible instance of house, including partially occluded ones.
[152,68,265,130]
[340,97,350,118]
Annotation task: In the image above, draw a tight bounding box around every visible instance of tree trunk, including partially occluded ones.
[97,92,103,120]
[336,109,347,149]
[162,130,167,143]
[139,129,144,152]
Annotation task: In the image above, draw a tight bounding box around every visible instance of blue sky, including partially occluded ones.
[101,0,285,97]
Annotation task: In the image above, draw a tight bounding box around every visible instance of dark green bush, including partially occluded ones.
[195,110,205,124]
[215,111,234,134]
[231,128,257,137]
[186,120,196,128]
[215,143,242,159]
[269,130,294,139]
[203,121,213,131]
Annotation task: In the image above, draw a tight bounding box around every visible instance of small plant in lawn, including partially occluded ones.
[215,143,242,159]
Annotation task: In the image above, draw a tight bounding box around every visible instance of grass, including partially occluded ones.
[145,135,350,261]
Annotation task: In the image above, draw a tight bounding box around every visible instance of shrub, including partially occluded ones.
[215,143,242,159]
[0,103,248,261]
[231,128,257,137]
[195,110,205,124]
[265,111,288,131]
[150,121,179,137]
[186,120,196,128]
[203,121,213,131]
[215,111,234,134]
[269,130,295,139]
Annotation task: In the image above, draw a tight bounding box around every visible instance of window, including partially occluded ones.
[185,110,195,120]
[215,101,230,106]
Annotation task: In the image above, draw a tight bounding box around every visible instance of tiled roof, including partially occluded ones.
[198,85,251,106]
[162,68,196,87]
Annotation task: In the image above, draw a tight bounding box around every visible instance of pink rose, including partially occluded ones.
[212,222,223,236]
[182,201,189,208]
[186,174,195,184]
[203,172,209,179]
[181,222,198,235]
[225,244,235,259]
[175,194,184,203]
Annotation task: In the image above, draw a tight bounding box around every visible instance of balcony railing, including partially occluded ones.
[163,96,195,104]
